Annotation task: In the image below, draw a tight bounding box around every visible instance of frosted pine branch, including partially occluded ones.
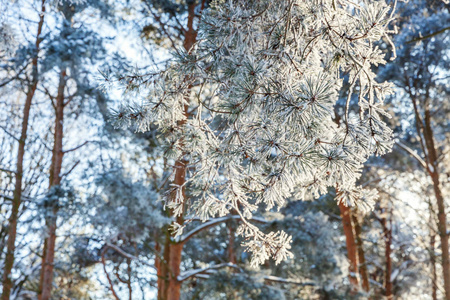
[111,0,396,266]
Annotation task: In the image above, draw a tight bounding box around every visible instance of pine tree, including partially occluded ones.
[35,0,116,297]
[378,0,450,297]
[109,0,396,271]
[1,1,46,298]
[0,0,117,297]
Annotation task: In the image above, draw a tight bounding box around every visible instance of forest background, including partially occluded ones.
[0,0,449,299]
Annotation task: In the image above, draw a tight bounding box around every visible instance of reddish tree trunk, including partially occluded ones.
[162,153,187,299]
[38,239,48,299]
[157,231,171,300]
[127,258,133,300]
[339,203,359,292]
[227,220,237,265]
[1,2,45,298]
[431,232,437,300]
[352,211,370,292]
[411,95,450,299]
[430,170,450,300]
[183,1,198,52]
[423,103,449,299]
[381,207,393,299]
[156,2,198,299]
[155,236,163,297]
[39,69,66,300]
[167,242,184,300]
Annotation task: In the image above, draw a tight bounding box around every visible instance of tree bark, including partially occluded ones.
[157,230,171,300]
[38,239,48,299]
[339,202,359,292]
[101,247,120,300]
[431,231,437,300]
[408,85,449,299]
[1,1,45,298]
[157,2,198,299]
[430,169,450,300]
[166,242,183,300]
[127,258,133,300]
[380,206,393,299]
[352,210,370,292]
[157,163,187,300]
[227,220,237,265]
[39,69,66,300]
[421,100,450,300]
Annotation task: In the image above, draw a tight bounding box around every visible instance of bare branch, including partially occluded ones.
[105,243,157,271]
[177,215,268,244]
[178,263,239,282]
[40,84,56,109]
[63,141,90,153]
[407,26,450,44]
[0,64,29,88]
[0,125,19,142]
[394,139,427,169]
[146,5,182,56]
[263,275,315,286]
[179,263,316,287]
[101,247,120,300]
[0,194,13,201]
[60,160,80,179]
[0,168,16,175]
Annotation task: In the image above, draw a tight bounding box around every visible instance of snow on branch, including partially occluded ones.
[179,263,316,287]
[394,139,427,169]
[176,215,268,244]
[263,275,315,286]
[111,0,397,266]
[105,243,156,271]
[178,263,240,282]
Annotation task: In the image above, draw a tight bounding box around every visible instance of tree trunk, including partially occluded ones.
[38,239,48,299]
[380,206,393,299]
[157,2,198,299]
[155,235,163,298]
[431,231,437,300]
[339,202,359,292]
[39,69,66,300]
[423,104,450,300]
[127,258,133,300]
[430,171,450,300]
[352,210,370,292]
[183,1,198,53]
[167,242,183,300]
[157,230,171,300]
[1,1,45,298]
[227,220,237,265]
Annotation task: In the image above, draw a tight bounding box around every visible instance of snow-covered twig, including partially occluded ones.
[178,262,239,282]
[177,215,268,243]
[105,243,156,271]
[263,275,315,286]
[180,263,316,287]
[395,139,427,169]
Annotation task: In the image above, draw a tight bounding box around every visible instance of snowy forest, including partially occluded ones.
[0,0,449,299]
